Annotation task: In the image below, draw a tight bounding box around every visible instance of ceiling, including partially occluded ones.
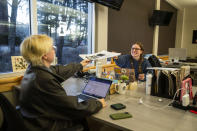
[170,0,197,8]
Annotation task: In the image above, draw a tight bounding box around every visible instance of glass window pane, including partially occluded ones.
[0,0,30,73]
[37,0,92,64]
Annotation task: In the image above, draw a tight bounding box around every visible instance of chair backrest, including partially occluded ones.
[0,108,3,129]
[0,93,28,131]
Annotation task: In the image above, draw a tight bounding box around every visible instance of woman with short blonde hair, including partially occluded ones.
[20,34,53,66]
[19,34,104,131]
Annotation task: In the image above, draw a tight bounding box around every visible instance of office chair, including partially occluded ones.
[0,93,28,131]
[59,124,84,131]
[1,87,84,131]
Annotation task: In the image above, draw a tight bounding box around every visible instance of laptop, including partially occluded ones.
[77,77,112,102]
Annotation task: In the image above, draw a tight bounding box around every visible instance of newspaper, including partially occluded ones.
[79,50,121,61]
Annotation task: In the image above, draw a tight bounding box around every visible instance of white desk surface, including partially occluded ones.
[92,87,197,131]
[63,78,197,131]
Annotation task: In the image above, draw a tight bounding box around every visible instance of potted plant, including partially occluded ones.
[120,75,129,84]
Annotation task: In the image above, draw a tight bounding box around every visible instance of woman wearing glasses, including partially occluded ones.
[114,42,151,81]
[19,34,105,131]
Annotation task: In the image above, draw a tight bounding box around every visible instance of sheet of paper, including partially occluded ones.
[62,77,86,96]
[79,50,121,61]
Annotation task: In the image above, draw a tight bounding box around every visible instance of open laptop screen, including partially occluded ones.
[83,77,112,98]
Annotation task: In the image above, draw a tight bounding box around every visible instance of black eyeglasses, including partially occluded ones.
[131,48,141,51]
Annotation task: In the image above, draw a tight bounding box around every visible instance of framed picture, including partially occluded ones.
[192,30,197,44]
[11,56,28,72]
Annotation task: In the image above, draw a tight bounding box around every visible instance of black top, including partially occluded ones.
[19,63,102,131]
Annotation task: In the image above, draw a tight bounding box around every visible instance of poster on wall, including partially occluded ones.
[11,56,28,72]
[192,30,197,44]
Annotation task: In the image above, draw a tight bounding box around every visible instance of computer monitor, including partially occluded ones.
[168,48,187,62]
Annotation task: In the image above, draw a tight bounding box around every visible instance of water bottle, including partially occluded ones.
[96,62,102,78]
[146,73,152,95]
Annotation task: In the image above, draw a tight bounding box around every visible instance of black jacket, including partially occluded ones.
[19,64,102,131]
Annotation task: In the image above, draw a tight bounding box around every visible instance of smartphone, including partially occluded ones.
[111,103,126,110]
[110,112,132,120]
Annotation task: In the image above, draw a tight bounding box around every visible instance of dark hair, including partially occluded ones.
[131,42,144,73]
[131,42,144,57]
[131,42,144,51]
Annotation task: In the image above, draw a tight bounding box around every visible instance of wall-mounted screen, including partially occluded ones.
[192,30,197,44]
[149,10,173,26]
[87,0,124,10]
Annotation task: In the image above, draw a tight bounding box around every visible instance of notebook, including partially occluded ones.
[77,77,112,102]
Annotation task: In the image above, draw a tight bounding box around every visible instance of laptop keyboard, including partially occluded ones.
[78,94,95,101]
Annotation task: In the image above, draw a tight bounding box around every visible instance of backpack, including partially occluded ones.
[148,55,161,67]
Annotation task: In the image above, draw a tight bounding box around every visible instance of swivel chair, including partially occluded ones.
[0,93,28,131]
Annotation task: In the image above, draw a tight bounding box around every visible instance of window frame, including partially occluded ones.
[0,0,95,76]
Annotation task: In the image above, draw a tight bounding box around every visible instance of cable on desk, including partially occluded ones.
[139,88,183,110]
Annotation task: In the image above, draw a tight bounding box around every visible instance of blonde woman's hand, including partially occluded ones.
[110,51,118,60]
[113,56,118,60]
[80,59,91,67]
[98,98,107,108]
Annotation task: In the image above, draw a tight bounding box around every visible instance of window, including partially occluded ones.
[0,0,94,73]
[0,0,30,73]
[37,0,94,64]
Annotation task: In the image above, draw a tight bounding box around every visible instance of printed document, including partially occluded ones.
[79,50,121,61]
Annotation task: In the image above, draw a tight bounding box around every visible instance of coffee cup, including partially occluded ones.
[115,82,127,94]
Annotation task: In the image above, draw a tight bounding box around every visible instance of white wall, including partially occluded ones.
[181,7,197,58]
[167,0,197,58]
[175,9,184,48]
[95,4,108,52]
[152,0,160,56]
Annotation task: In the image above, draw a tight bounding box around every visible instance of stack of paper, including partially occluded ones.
[79,50,121,61]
